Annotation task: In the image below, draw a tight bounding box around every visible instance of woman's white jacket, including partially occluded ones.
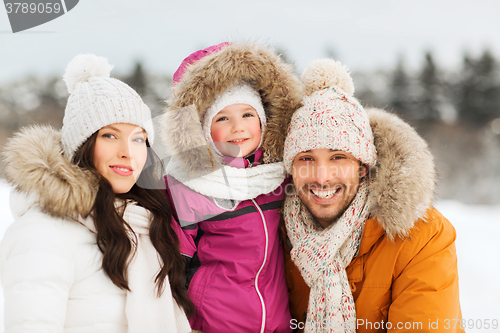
[0,125,191,333]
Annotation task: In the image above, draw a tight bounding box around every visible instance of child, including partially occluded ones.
[160,43,303,332]
[0,54,193,333]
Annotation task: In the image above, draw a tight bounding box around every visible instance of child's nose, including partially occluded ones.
[231,119,245,132]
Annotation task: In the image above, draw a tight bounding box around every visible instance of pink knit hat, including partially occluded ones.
[283,59,377,173]
[173,42,231,85]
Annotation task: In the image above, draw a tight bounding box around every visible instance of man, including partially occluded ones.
[282,59,463,333]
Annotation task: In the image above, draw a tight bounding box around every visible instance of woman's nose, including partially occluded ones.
[117,140,130,159]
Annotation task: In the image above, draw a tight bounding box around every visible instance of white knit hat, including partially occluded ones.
[283,59,377,173]
[202,82,266,155]
[61,54,154,157]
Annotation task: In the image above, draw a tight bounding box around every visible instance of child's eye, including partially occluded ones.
[216,116,228,122]
[332,155,346,160]
[243,113,255,118]
[299,156,313,162]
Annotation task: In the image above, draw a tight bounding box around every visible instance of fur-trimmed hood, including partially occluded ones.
[365,108,436,240]
[159,43,303,182]
[2,125,98,219]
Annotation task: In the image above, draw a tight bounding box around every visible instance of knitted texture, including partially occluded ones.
[61,54,154,157]
[284,180,372,333]
[203,82,266,155]
[283,59,376,173]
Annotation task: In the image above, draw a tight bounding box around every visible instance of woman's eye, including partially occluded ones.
[132,137,146,144]
[102,133,116,139]
[299,157,313,161]
[332,155,345,160]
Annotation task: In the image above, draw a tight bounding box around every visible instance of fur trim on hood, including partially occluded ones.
[159,43,303,182]
[2,125,98,219]
[366,108,436,240]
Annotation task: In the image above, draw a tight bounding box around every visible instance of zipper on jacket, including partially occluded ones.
[251,198,268,333]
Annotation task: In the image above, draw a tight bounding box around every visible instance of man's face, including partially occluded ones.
[292,149,367,229]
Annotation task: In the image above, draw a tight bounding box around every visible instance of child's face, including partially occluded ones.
[210,104,262,158]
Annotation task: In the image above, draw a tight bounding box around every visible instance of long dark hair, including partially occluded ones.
[72,131,194,315]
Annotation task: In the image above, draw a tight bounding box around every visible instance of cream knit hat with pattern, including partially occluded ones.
[283,59,377,173]
[61,54,154,158]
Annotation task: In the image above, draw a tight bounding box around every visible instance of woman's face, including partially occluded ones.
[93,123,148,194]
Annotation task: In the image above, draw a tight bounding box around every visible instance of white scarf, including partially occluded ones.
[79,203,191,333]
[166,159,286,201]
[283,180,372,333]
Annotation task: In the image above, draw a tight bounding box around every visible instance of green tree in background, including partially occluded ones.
[457,49,500,127]
[389,56,414,121]
[417,51,442,122]
[125,61,148,97]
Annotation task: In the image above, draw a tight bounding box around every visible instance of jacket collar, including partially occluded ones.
[357,217,386,257]
[222,148,262,169]
[3,125,98,219]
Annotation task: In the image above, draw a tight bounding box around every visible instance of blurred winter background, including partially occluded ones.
[0,0,499,332]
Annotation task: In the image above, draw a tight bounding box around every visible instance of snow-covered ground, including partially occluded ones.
[0,181,499,332]
[435,201,500,332]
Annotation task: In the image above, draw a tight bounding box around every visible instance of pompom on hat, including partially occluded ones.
[283,59,377,173]
[61,54,154,158]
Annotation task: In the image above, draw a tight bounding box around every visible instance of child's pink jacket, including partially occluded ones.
[166,150,292,333]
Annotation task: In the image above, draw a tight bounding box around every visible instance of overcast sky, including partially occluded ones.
[1,0,499,82]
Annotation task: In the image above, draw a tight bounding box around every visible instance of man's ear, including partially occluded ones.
[359,164,369,178]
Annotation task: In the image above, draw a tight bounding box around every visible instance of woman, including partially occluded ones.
[0,54,193,333]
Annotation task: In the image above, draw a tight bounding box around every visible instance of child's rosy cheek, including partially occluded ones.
[211,126,225,142]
